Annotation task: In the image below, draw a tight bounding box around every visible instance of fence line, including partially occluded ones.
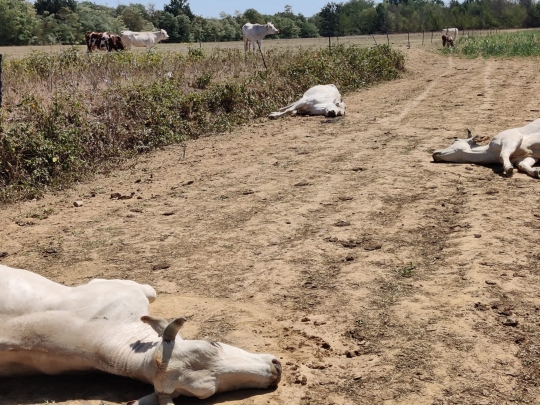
[0,28,532,58]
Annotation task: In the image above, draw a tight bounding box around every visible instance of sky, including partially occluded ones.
[98,0,331,18]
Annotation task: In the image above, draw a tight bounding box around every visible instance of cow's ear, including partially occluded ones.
[162,317,187,341]
[141,315,169,336]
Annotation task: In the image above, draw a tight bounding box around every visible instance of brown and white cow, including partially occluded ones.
[85,31,125,53]
[442,34,454,47]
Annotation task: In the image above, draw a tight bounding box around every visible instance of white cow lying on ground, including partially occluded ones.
[0,265,282,404]
[120,29,169,50]
[442,28,459,42]
[269,84,346,119]
[242,22,279,53]
[432,118,540,178]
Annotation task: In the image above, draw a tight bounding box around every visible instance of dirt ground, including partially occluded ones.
[2,46,540,405]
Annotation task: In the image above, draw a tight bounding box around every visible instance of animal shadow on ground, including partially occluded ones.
[0,373,277,404]
[431,161,509,177]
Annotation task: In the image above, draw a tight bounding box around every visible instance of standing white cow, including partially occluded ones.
[269,84,346,119]
[442,28,459,42]
[120,29,169,50]
[242,22,279,53]
[0,265,282,405]
[432,118,540,178]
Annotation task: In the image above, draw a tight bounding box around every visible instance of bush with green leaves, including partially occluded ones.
[444,30,540,58]
[0,44,405,202]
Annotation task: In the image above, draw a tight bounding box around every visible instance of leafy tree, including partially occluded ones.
[0,0,38,45]
[34,0,76,15]
[319,2,343,37]
[164,0,193,19]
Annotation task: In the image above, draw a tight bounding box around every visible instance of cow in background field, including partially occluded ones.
[242,23,279,53]
[120,29,169,51]
[442,34,454,47]
[442,28,459,42]
[85,32,125,53]
[269,84,346,119]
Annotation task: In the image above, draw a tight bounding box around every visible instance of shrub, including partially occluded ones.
[0,45,405,202]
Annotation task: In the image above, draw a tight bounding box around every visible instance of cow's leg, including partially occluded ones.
[127,392,158,405]
[269,100,304,119]
[498,133,523,178]
[515,157,540,178]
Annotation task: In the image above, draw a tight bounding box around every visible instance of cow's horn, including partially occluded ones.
[162,317,187,341]
[141,316,169,337]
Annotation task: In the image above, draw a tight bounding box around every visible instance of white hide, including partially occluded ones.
[442,28,459,42]
[120,29,169,50]
[0,265,281,404]
[269,84,346,119]
[242,22,279,52]
[432,118,540,178]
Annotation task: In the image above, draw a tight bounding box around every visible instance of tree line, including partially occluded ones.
[1,0,540,46]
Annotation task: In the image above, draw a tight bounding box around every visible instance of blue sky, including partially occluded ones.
[98,0,329,18]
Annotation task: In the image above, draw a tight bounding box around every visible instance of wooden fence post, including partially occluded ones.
[328,36,331,52]
[422,30,424,46]
[386,32,390,45]
[407,31,410,48]
[257,41,267,69]
[372,34,378,46]
[431,30,433,43]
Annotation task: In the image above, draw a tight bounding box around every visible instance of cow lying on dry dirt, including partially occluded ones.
[432,118,540,178]
[0,265,282,404]
[269,84,346,119]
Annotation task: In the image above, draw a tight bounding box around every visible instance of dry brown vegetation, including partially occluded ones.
[1,43,540,405]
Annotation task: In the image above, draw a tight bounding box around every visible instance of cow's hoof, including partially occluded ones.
[505,167,514,178]
[535,169,540,179]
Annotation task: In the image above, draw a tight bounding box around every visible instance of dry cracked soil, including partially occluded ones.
[2,47,540,405]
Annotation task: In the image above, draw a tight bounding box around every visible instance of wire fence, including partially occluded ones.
[0,28,533,58]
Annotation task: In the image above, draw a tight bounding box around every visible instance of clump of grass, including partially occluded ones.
[0,45,405,202]
[397,263,416,278]
[444,30,540,58]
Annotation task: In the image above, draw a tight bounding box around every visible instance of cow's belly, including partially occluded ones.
[0,350,97,377]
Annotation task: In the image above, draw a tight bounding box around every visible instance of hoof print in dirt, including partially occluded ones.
[162,211,176,216]
[351,167,366,172]
[474,302,489,311]
[502,317,518,327]
[110,192,135,200]
[294,181,311,187]
[0,252,8,259]
[152,262,171,271]
[334,220,351,227]
[485,280,497,285]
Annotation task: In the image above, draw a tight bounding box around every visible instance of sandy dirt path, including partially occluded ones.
[2,47,540,405]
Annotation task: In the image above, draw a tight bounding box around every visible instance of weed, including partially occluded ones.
[445,30,540,58]
[397,263,416,278]
[1,45,405,203]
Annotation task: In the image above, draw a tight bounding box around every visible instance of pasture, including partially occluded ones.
[0,28,526,57]
[2,36,540,404]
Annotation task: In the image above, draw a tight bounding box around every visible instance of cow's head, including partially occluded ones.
[160,29,169,40]
[326,101,346,118]
[135,316,281,403]
[266,22,280,35]
[432,137,477,162]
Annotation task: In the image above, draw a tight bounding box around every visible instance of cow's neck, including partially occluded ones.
[462,145,499,163]
[94,322,158,384]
